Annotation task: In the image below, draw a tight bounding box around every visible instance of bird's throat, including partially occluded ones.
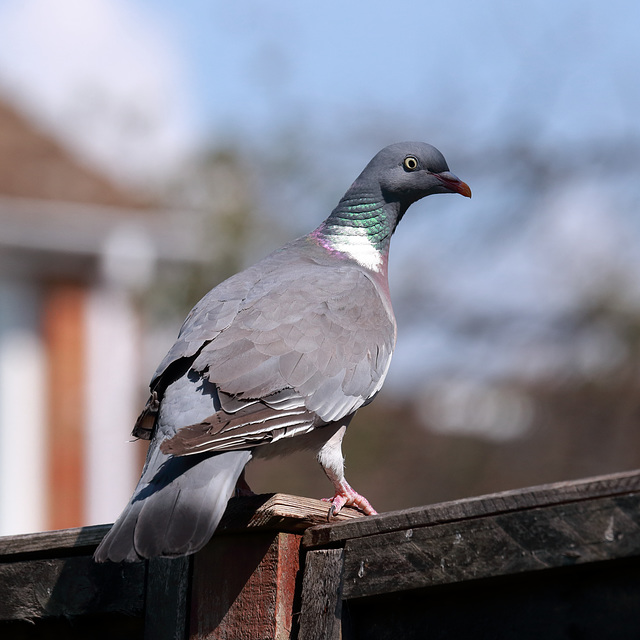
[313,195,399,272]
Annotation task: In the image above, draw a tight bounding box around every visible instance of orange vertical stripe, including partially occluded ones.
[44,283,86,530]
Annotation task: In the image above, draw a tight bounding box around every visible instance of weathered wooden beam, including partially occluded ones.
[4,473,640,637]
[0,523,110,559]
[216,493,364,534]
[303,469,640,549]
[0,555,144,621]
[189,531,301,640]
[0,493,364,561]
[342,557,640,640]
[0,493,360,634]
[297,549,345,640]
[340,493,640,599]
[145,556,192,640]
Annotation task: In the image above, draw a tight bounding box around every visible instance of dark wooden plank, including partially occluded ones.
[0,524,111,559]
[304,468,640,548]
[0,613,144,640]
[189,531,301,639]
[0,555,145,620]
[297,549,344,640]
[145,556,192,640]
[340,493,640,599]
[344,557,640,640]
[0,494,362,560]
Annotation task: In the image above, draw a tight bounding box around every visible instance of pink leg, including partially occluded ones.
[317,422,377,519]
[322,478,378,518]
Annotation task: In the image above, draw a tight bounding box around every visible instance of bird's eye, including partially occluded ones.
[403,156,419,171]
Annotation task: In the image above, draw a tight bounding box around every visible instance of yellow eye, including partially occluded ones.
[403,156,419,171]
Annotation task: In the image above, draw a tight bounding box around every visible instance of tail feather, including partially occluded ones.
[94,448,251,562]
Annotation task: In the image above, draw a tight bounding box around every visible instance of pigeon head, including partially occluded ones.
[314,141,471,273]
[358,141,472,205]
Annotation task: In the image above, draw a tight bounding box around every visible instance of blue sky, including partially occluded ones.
[0,0,638,174]
[132,0,640,147]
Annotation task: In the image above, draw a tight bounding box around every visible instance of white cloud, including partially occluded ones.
[0,0,196,186]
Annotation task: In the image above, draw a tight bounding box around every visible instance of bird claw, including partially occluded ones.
[322,495,346,519]
[322,481,377,520]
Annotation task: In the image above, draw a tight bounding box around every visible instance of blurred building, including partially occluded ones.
[0,98,197,535]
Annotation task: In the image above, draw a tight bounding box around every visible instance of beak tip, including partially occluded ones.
[458,182,472,198]
[435,171,472,199]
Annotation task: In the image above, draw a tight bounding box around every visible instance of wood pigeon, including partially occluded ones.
[94,141,471,562]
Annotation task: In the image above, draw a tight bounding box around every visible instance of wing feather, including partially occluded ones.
[152,241,395,456]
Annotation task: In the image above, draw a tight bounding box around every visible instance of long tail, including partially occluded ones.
[94,445,251,562]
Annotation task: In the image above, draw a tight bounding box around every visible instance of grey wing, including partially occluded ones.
[150,266,263,387]
[160,265,396,456]
[130,277,255,441]
[150,240,315,387]
[133,252,288,441]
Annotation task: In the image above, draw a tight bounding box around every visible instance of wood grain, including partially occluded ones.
[145,556,192,640]
[340,493,640,599]
[304,468,640,548]
[344,558,640,640]
[0,524,111,559]
[3,472,640,636]
[0,555,144,621]
[297,549,344,640]
[189,531,301,640]
[216,493,365,533]
[0,493,364,560]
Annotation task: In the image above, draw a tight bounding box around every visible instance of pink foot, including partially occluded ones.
[322,479,378,519]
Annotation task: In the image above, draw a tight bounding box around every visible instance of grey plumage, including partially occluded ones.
[94,142,471,563]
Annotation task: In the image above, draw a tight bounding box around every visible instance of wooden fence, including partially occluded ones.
[2,469,640,639]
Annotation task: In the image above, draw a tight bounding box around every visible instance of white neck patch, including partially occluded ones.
[329,228,382,272]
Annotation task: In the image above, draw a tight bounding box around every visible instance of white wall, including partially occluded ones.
[84,285,143,526]
[0,279,46,535]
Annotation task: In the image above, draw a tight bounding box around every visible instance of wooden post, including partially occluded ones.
[145,556,192,640]
[297,549,344,640]
[189,531,301,640]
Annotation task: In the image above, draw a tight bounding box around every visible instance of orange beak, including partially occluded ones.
[436,171,472,198]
